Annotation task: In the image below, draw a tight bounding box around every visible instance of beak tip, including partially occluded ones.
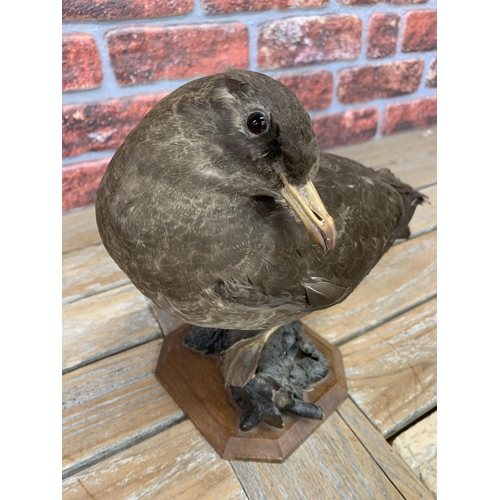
[280,176,337,256]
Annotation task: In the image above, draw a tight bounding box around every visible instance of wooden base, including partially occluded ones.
[155,322,348,463]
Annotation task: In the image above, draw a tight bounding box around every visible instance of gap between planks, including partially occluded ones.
[228,397,434,499]
[63,400,431,500]
[340,385,437,447]
[62,414,187,480]
[62,278,131,305]
[63,284,164,373]
[62,329,163,375]
[386,404,438,446]
[62,291,437,482]
[341,297,437,440]
[336,398,435,500]
[335,290,437,348]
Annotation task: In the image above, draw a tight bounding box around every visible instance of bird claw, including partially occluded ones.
[286,399,324,420]
[231,375,324,431]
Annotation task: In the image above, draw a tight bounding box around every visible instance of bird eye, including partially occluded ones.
[247,112,268,135]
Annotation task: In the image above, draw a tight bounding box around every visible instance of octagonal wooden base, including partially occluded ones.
[155,322,348,463]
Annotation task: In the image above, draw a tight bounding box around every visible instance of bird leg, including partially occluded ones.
[184,325,262,355]
[184,321,329,431]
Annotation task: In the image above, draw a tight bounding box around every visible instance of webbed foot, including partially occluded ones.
[184,321,329,431]
[223,321,329,431]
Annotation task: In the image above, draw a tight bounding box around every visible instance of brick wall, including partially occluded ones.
[62,0,437,212]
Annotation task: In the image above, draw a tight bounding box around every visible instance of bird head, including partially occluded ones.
[138,69,336,254]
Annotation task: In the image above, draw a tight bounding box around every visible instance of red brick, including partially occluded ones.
[341,0,429,3]
[367,13,400,59]
[339,0,428,3]
[337,60,424,105]
[202,0,327,14]
[62,92,168,158]
[337,0,377,4]
[106,24,249,85]
[275,71,333,111]
[402,11,437,52]
[62,0,192,21]
[62,33,103,92]
[258,15,362,70]
[384,0,428,4]
[382,96,437,135]
[426,57,437,87]
[313,108,379,150]
[62,158,110,212]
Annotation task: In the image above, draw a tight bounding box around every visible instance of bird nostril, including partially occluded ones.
[311,209,323,223]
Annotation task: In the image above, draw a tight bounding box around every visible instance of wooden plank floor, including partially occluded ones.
[62,127,437,499]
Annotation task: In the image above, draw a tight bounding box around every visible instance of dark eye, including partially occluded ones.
[247,112,268,135]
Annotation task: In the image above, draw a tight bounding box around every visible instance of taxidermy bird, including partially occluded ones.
[96,69,425,430]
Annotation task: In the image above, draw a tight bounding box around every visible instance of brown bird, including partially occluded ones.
[96,69,424,429]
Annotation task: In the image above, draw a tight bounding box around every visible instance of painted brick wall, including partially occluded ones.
[62,0,437,212]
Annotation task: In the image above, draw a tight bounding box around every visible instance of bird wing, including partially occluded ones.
[302,278,351,308]
[210,151,425,316]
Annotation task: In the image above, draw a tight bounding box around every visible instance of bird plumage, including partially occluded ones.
[96,69,424,331]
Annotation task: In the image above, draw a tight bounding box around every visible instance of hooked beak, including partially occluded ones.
[280,174,337,255]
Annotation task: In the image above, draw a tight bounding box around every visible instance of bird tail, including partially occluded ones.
[377,168,428,241]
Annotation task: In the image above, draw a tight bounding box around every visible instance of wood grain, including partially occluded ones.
[62,284,161,372]
[392,411,437,498]
[155,323,347,463]
[383,150,436,191]
[303,230,436,345]
[63,340,184,476]
[62,243,128,304]
[62,420,248,500]
[330,129,436,191]
[338,398,434,499]
[330,127,436,171]
[231,409,404,500]
[341,298,437,438]
[62,206,100,254]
